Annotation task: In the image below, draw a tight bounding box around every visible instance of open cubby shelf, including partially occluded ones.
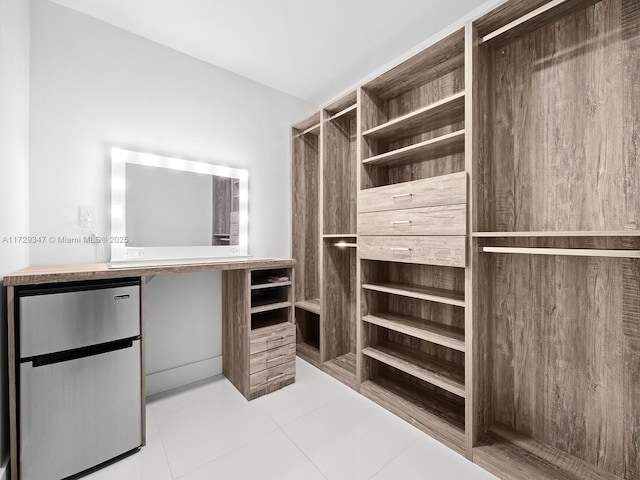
[362,91,465,142]
[249,301,291,315]
[362,129,465,167]
[363,312,465,352]
[295,298,321,315]
[474,424,619,480]
[250,308,291,330]
[360,369,466,454]
[362,282,465,307]
[363,343,465,398]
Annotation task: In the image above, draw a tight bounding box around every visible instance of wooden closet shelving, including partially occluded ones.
[362,282,465,307]
[292,111,322,367]
[290,1,639,477]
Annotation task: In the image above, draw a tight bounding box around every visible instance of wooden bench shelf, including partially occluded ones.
[363,343,465,398]
[295,298,321,315]
[362,282,465,307]
[363,312,465,352]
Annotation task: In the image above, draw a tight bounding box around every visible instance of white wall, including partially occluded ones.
[29,0,313,392]
[0,0,30,468]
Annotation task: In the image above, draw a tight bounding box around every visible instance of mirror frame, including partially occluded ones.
[110,147,249,265]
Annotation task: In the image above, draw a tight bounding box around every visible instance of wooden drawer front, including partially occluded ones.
[358,172,466,214]
[358,205,466,236]
[359,236,465,267]
[250,360,295,393]
[250,343,296,374]
[249,323,295,355]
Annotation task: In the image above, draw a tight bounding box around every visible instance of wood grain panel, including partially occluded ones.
[358,172,466,214]
[358,205,466,236]
[363,28,465,99]
[249,361,295,399]
[359,236,466,267]
[291,127,320,302]
[488,0,640,233]
[489,237,639,477]
[323,108,357,236]
[3,259,296,286]
[222,269,250,398]
[8,286,18,480]
[322,242,357,362]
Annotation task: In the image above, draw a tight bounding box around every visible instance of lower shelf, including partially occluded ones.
[360,374,465,454]
[296,341,321,368]
[473,424,619,480]
[295,298,321,315]
[323,352,357,389]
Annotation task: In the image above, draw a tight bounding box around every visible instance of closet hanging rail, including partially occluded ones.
[481,246,640,259]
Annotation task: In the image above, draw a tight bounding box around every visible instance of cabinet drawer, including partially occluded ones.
[249,322,295,354]
[250,360,295,393]
[358,205,466,236]
[250,342,296,374]
[359,236,465,267]
[358,172,466,214]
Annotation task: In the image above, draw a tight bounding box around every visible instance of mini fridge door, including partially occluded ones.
[19,340,142,480]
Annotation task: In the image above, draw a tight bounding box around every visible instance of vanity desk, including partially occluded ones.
[4,257,296,480]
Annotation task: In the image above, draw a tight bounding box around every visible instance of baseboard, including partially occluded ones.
[145,356,222,396]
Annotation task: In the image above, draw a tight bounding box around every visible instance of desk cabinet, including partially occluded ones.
[223,266,296,400]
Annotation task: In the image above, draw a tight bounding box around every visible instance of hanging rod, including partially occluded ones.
[480,246,640,259]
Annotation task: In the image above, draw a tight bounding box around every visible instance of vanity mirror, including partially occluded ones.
[110,148,249,266]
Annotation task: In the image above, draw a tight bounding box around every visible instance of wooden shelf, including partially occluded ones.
[296,341,320,367]
[363,312,465,352]
[363,343,465,397]
[250,281,292,290]
[363,92,465,141]
[479,0,600,46]
[328,103,357,121]
[250,301,291,315]
[360,375,465,454]
[295,298,321,315]
[323,352,357,388]
[362,130,465,168]
[362,282,465,307]
[322,234,357,238]
[481,246,640,259]
[473,231,640,237]
[474,424,619,480]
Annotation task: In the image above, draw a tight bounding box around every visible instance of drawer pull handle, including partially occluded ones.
[269,336,285,342]
[267,373,285,382]
[391,220,412,225]
[269,355,285,362]
[391,248,412,252]
[391,193,412,199]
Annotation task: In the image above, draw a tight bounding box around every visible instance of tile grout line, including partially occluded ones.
[278,424,329,480]
[365,437,420,480]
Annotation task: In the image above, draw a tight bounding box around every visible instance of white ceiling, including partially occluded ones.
[48,0,490,104]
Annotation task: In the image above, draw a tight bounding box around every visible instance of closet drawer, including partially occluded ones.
[358,172,466,214]
[358,205,466,236]
[359,236,465,267]
[250,360,295,394]
[249,342,296,374]
[249,322,295,354]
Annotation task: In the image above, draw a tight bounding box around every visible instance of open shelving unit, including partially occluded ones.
[468,1,640,478]
[289,1,639,477]
[320,92,359,388]
[291,111,322,368]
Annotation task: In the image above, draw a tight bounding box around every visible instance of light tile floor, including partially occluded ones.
[85,358,498,480]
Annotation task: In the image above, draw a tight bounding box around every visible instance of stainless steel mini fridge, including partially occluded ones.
[17,279,143,480]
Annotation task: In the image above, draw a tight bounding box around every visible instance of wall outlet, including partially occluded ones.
[78,206,94,228]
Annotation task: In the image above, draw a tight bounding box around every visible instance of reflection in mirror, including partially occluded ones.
[110,148,249,266]
[125,165,240,247]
